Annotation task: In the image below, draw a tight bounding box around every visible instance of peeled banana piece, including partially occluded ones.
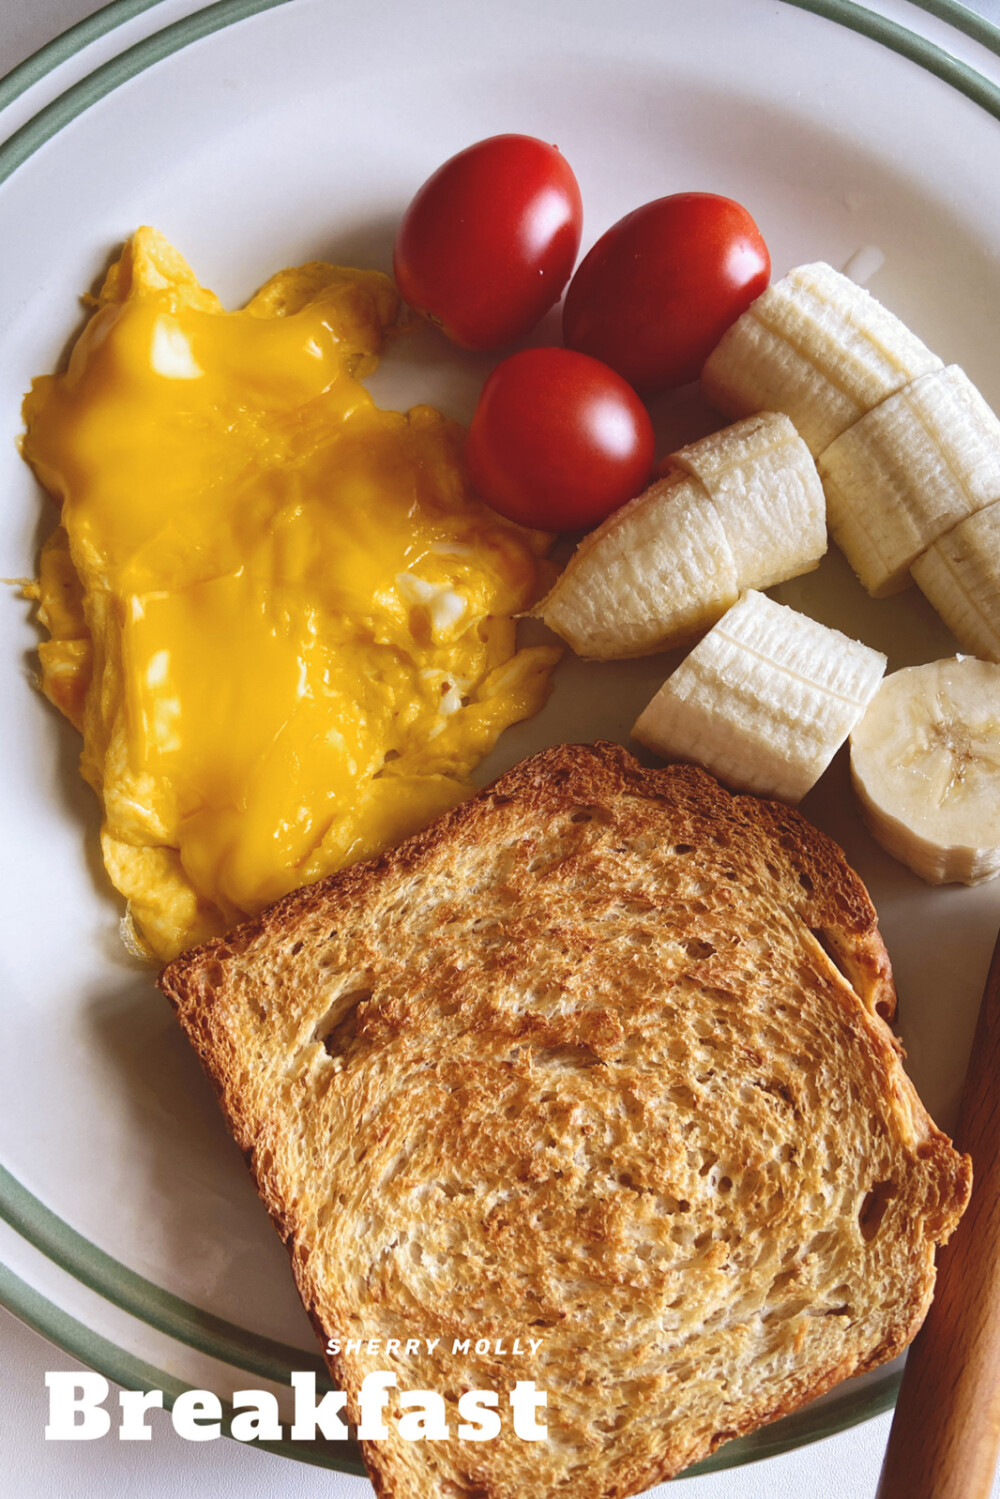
[633,590,886,804]
[672,412,827,592]
[850,657,1000,884]
[701,261,942,457]
[538,412,826,660]
[818,365,1000,598]
[911,502,1000,663]
[539,470,738,660]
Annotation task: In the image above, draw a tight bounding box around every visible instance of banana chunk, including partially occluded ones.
[673,412,826,591]
[819,365,1000,598]
[911,502,1000,664]
[850,657,1000,885]
[633,590,886,804]
[539,413,826,660]
[540,470,739,660]
[701,262,942,457]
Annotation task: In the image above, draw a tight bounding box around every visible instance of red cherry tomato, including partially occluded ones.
[393,135,583,351]
[562,193,770,393]
[465,347,655,530]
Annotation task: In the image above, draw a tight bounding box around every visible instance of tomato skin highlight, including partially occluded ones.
[393,135,583,351]
[465,347,655,531]
[562,192,770,393]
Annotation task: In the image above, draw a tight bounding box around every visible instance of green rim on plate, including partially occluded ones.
[907,0,1000,52]
[0,1260,369,1475]
[2,0,1000,190]
[0,1164,330,1387]
[1,0,997,1477]
[0,0,162,113]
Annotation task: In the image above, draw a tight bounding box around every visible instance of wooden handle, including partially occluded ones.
[877,928,1000,1499]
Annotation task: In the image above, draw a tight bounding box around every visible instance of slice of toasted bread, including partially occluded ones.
[160,743,970,1497]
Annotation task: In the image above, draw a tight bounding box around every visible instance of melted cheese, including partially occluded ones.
[24,228,558,959]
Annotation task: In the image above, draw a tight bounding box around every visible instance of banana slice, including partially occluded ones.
[672,412,826,591]
[701,262,942,457]
[539,413,826,660]
[850,657,1000,884]
[633,590,886,804]
[818,365,1000,598]
[911,502,1000,663]
[539,471,739,660]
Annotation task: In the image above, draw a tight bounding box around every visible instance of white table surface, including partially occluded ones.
[3,1,1000,1496]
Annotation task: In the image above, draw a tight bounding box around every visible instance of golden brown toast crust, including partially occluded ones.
[160,743,969,1498]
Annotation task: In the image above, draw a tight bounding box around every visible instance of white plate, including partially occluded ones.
[3,0,1000,1480]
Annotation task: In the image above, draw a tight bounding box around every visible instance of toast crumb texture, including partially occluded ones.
[160,742,970,1498]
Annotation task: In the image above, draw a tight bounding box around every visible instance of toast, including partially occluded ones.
[160,742,970,1496]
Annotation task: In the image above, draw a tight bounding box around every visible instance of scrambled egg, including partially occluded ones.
[23,228,559,961]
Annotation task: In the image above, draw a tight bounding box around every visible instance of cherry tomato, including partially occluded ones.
[465,347,655,530]
[393,135,583,351]
[562,193,770,393]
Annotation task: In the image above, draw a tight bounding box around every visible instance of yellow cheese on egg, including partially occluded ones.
[24,228,558,959]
